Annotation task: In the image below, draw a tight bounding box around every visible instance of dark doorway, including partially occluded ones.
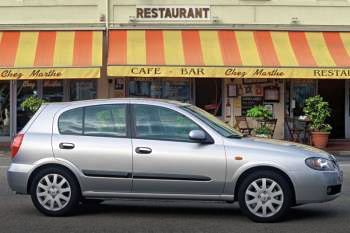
[195,79,222,116]
[318,80,345,139]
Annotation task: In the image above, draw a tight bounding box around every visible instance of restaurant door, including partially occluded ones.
[195,79,222,117]
[318,80,345,139]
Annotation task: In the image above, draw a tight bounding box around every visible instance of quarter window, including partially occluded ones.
[58,108,83,135]
[133,104,201,142]
[58,104,127,137]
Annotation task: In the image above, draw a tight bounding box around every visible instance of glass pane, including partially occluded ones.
[43,80,64,102]
[17,80,37,132]
[162,80,190,102]
[0,82,10,136]
[84,105,127,137]
[58,108,83,135]
[134,105,200,141]
[128,79,191,102]
[292,81,316,116]
[70,80,96,101]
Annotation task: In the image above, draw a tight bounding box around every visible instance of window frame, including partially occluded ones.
[130,104,213,143]
[58,104,131,139]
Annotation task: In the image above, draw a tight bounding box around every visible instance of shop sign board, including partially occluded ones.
[136,5,210,21]
[108,66,350,79]
[0,68,100,80]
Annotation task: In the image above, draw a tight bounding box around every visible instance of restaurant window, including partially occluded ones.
[69,80,97,101]
[17,80,38,132]
[0,81,10,136]
[43,80,64,102]
[128,78,191,103]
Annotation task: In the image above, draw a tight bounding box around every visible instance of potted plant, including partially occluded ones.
[303,95,332,148]
[20,96,45,114]
[247,105,273,138]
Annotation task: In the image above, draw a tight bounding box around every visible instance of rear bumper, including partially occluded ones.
[7,163,33,194]
[291,169,343,205]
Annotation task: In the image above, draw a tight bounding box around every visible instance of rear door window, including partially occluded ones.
[84,105,127,137]
[58,104,127,137]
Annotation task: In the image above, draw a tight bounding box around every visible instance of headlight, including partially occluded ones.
[305,157,337,171]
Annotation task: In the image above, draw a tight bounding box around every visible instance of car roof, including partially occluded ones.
[45,98,191,108]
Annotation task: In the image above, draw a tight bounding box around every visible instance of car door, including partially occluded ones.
[131,104,226,195]
[52,103,133,193]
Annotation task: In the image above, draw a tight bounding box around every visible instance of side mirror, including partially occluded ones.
[189,130,212,143]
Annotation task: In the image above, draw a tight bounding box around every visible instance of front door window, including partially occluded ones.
[133,104,200,142]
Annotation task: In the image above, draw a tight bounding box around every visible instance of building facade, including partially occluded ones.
[1,0,350,141]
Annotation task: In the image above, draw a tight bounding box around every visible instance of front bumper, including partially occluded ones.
[7,163,34,194]
[291,168,343,205]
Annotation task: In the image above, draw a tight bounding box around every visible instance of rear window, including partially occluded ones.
[58,104,127,137]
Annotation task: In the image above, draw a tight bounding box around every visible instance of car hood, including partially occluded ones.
[226,137,331,159]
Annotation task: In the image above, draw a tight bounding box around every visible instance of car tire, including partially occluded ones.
[30,167,80,216]
[238,170,292,223]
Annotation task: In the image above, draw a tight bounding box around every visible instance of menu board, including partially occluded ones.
[241,96,263,116]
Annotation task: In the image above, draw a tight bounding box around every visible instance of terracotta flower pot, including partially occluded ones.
[311,132,330,149]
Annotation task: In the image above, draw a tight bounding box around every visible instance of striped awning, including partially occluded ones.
[108,30,350,79]
[0,31,102,80]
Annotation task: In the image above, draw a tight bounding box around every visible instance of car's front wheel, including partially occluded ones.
[30,167,80,216]
[238,170,292,222]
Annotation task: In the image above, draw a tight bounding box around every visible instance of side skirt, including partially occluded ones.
[82,191,234,202]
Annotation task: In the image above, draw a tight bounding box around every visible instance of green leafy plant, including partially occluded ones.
[303,95,332,132]
[247,105,273,136]
[20,96,45,113]
[255,125,272,136]
[246,105,272,120]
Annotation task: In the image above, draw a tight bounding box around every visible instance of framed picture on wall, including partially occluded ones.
[264,86,280,102]
[227,84,238,97]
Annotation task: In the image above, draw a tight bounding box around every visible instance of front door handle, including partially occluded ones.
[135,147,152,154]
[59,143,75,150]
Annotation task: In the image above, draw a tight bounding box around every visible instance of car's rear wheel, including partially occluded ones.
[30,167,80,216]
[238,170,292,222]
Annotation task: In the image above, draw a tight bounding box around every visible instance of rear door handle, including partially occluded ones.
[59,143,75,150]
[135,147,152,154]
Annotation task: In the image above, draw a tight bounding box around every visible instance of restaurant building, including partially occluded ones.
[1,0,350,142]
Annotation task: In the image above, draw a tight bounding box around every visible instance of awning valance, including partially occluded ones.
[0,31,102,80]
[107,30,350,79]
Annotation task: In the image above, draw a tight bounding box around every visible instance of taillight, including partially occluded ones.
[10,134,24,157]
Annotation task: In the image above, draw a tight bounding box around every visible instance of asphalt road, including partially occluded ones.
[0,157,349,233]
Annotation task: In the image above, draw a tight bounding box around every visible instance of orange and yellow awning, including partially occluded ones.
[107,30,350,79]
[0,31,103,80]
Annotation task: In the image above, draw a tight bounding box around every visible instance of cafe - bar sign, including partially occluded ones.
[136,5,211,21]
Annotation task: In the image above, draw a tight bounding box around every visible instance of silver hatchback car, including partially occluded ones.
[8,98,343,222]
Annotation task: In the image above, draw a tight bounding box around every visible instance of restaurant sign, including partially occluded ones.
[136,5,210,21]
[0,68,100,80]
[108,66,350,79]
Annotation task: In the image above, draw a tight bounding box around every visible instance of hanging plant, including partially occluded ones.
[20,96,45,113]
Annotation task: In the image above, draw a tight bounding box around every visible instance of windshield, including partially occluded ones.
[181,105,243,138]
